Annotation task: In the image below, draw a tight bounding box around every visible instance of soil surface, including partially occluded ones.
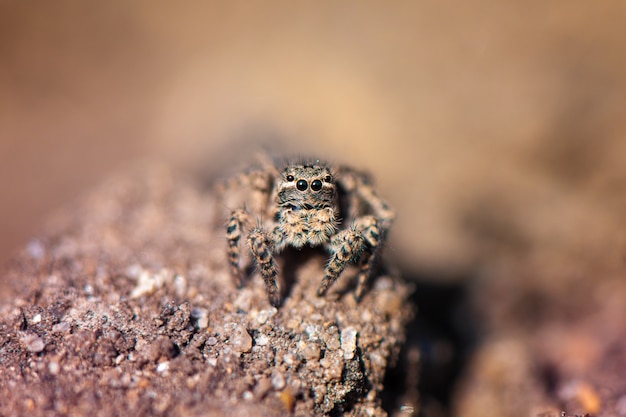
[0,162,413,417]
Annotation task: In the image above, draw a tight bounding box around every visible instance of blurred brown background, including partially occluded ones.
[2,1,626,278]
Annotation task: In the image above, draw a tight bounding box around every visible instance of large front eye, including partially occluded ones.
[311,179,322,191]
[296,179,308,191]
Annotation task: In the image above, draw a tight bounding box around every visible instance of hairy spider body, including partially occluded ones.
[222,158,394,307]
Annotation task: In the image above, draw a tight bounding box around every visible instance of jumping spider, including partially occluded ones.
[222,158,394,307]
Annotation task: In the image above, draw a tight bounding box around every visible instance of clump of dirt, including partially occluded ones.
[0,162,414,417]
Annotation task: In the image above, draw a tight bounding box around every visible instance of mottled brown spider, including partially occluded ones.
[221,157,394,307]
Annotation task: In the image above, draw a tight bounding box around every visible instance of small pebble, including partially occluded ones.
[191,307,209,329]
[31,314,42,324]
[130,269,168,298]
[341,327,358,360]
[256,310,270,325]
[52,321,71,333]
[231,324,253,353]
[282,353,296,367]
[48,361,60,375]
[298,341,321,360]
[271,371,286,390]
[255,334,269,346]
[21,333,46,353]
[173,274,187,298]
[323,328,341,350]
[305,324,322,341]
[197,316,209,329]
[156,362,169,373]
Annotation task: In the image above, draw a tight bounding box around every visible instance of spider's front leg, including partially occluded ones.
[226,208,251,288]
[318,228,366,297]
[353,215,383,301]
[318,216,383,301]
[248,226,281,307]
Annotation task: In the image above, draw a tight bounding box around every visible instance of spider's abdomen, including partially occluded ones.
[279,207,337,248]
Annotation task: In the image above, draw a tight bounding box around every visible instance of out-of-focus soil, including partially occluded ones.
[0,163,413,416]
[452,240,626,417]
[2,2,626,417]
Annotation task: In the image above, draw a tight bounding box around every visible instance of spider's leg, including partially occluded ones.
[248,226,281,307]
[227,208,250,287]
[353,215,382,301]
[334,167,395,300]
[335,167,395,233]
[318,227,365,296]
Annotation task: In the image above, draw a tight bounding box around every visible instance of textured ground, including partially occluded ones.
[0,163,413,417]
[2,3,626,417]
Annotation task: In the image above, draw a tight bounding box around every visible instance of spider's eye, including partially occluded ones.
[286,175,295,182]
[311,179,323,191]
[324,175,332,183]
[296,179,308,191]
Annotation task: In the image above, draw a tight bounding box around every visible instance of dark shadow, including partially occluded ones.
[381,271,482,417]
[279,246,324,303]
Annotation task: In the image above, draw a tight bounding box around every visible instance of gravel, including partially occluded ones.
[0,162,414,417]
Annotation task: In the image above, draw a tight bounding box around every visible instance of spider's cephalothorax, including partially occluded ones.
[275,164,338,249]
[224,159,394,307]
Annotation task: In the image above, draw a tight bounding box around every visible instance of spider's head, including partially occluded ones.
[277,163,336,209]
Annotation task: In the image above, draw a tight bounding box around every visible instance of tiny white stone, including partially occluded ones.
[156,361,169,373]
[271,371,286,390]
[31,314,42,324]
[197,316,209,329]
[256,310,269,325]
[130,269,168,298]
[21,333,45,353]
[305,324,321,341]
[255,334,269,346]
[283,353,295,366]
[341,327,358,360]
[52,322,71,333]
[48,361,60,375]
[173,274,187,298]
